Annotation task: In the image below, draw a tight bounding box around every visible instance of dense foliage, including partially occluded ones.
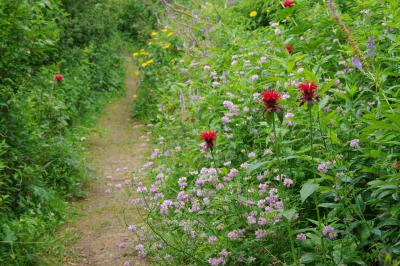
[0,0,155,264]
[130,0,400,265]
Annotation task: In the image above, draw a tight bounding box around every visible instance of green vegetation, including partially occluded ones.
[130,0,400,265]
[2,0,399,264]
[0,0,155,264]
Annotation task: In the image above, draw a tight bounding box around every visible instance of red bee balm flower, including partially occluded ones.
[285,44,294,53]
[200,131,217,149]
[54,74,64,82]
[283,0,295,7]
[297,81,320,106]
[262,90,282,113]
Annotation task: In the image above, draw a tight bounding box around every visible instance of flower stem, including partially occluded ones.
[288,225,299,265]
[308,108,314,159]
[309,107,327,263]
[317,111,327,150]
[314,195,327,263]
[209,148,218,169]
[272,113,279,157]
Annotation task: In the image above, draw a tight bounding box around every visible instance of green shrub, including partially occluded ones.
[118,0,158,43]
[0,0,146,264]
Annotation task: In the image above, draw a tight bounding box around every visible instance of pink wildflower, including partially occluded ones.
[296,233,307,241]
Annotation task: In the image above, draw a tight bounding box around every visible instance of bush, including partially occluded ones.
[118,0,158,43]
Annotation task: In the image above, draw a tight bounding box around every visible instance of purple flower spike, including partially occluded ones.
[367,35,375,57]
[352,56,363,71]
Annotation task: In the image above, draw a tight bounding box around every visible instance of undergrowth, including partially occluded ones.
[0,0,155,264]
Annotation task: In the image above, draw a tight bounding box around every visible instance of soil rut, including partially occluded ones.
[63,57,149,266]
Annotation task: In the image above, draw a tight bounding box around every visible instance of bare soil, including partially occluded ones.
[61,57,150,266]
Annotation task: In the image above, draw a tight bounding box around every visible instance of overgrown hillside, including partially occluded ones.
[130,0,400,265]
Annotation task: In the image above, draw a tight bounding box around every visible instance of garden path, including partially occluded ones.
[62,56,149,266]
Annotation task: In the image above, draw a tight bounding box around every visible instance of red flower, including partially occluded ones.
[262,90,281,113]
[200,131,217,149]
[283,0,295,7]
[285,44,294,53]
[297,81,320,106]
[54,74,64,82]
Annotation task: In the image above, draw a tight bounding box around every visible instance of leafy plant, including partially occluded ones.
[0,0,150,264]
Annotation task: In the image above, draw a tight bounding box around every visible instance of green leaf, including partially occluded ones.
[318,203,337,208]
[320,79,337,95]
[318,95,329,110]
[248,161,267,172]
[3,225,16,242]
[330,131,341,145]
[281,209,297,220]
[300,253,317,263]
[304,70,318,83]
[300,183,320,203]
[369,150,382,158]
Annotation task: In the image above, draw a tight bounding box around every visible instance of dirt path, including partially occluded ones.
[62,57,150,266]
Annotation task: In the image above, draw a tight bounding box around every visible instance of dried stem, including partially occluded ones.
[326,0,394,111]
[160,0,212,26]
[326,0,370,71]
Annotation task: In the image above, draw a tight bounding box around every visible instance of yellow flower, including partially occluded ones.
[150,31,157,36]
[167,31,174,37]
[161,28,168,33]
[139,49,149,56]
[132,52,139,57]
[134,71,140,76]
[249,11,257,17]
[148,41,153,45]
[162,43,171,49]
[141,59,154,67]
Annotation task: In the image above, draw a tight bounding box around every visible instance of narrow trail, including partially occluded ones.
[62,57,150,266]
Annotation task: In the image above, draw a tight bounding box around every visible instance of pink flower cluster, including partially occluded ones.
[223,168,238,182]
[160,200,174,215]
[223,100,240,116]
[227,229,245,241]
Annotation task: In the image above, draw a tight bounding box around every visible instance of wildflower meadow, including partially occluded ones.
[1,0,399,265]
[129,0,400,265]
